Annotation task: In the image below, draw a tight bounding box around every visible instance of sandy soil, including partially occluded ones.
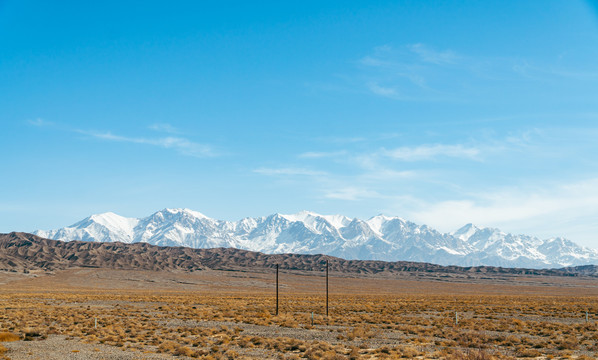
[0,268,597,359]
[3,335,172,360]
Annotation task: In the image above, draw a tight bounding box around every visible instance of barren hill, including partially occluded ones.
[1,232,597,278]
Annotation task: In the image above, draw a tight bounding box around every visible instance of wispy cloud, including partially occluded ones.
[78,130,215,158]
[298,150,347,159]
[25,118,214,158]
[511,60,598,80]
[408,43,460,65]
[149,123,182,134]
[252,126,598,246]
[382,144,481,161]
[353,43,598,102]
[253,167,326,176]
[27,118,53,127]
[366,82,406,100]
[356,44,467,101]
[324,187,380,201]
[313,135,368,144]
[406,178,598,239]
[360,168,416,181]
[313,132,402,144]
[256,140,482,203]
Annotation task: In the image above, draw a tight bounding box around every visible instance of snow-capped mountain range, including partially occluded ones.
[33,208,598,268]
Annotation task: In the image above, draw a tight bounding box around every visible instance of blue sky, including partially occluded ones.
[2,0,598,247]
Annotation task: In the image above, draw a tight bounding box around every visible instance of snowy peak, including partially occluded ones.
[366,214,406,236]
[451,223,480,242]
[150,208,211,221]
[34,209,598,268]
[279,210,319,222]
[280,211,352,230]
[320,214,352,229]
[83,212,139,234]
[35,212,139,244]
[537,237,598,265]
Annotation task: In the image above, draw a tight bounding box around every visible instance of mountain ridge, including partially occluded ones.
[33,208,598,268]
[2,232,598,277]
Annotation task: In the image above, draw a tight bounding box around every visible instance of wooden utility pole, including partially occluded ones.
[276,264,279,316]
[326,259,329,317]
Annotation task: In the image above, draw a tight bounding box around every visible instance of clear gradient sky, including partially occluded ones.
[2,1,598,247]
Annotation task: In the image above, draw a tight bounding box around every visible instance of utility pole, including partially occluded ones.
[326,259,329,317]
[276,263,279,316]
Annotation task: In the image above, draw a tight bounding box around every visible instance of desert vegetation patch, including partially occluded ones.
[0,290,596,359]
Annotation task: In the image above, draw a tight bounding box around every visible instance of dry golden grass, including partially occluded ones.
[0,332,20,342]
[0,291,596,359]
[0,333,17,360]
[0,267,596,359]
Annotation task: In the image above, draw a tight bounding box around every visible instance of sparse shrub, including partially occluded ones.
[555,336,578,350]
[348,346,361,359]
[397,345,420,358]
[0,282,594,360]
[516,347,541,358]
[448,349,495,360]
[157,340,177,353]
[22,328,46,341]
[0,332,19,342]
[173,345,195,357]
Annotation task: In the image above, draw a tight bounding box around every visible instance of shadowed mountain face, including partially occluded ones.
[1,232,597,278]
[0,232,206,272]
[34,209,598,268]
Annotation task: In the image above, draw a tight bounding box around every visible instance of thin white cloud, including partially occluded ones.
[406,178,598,244]
[79,130,215,158]
[27,118,53,127]
[512,60,598,80]
[382,144,481,161]
[366,81,434,101]
[155,137,214,157]
[367,82,400,97]
[408,43,460,65]
[314,135,367,144]
[298,151,347,159]
[355,43,598,102]
[358,44,461,100]
[149,123,182,134]
[253,167,327,176]
[360,168,416,181]
[254,127,598,246]
[324,187,380,201]
[360,56,394,68]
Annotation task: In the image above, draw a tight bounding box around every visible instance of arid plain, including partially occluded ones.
[0,233,597,359]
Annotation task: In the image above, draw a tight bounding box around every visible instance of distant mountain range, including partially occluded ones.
[3,232,598,277]
[33,208,598,268]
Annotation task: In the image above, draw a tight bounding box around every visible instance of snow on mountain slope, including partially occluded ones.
[35,212,139,244]
[451,223,480,242]
[33,208,598,268]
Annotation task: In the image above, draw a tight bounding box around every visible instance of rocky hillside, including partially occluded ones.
[2,232,596,277]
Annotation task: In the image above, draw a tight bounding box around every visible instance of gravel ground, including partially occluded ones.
[160,318,410,350]
[2,336,175,360]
